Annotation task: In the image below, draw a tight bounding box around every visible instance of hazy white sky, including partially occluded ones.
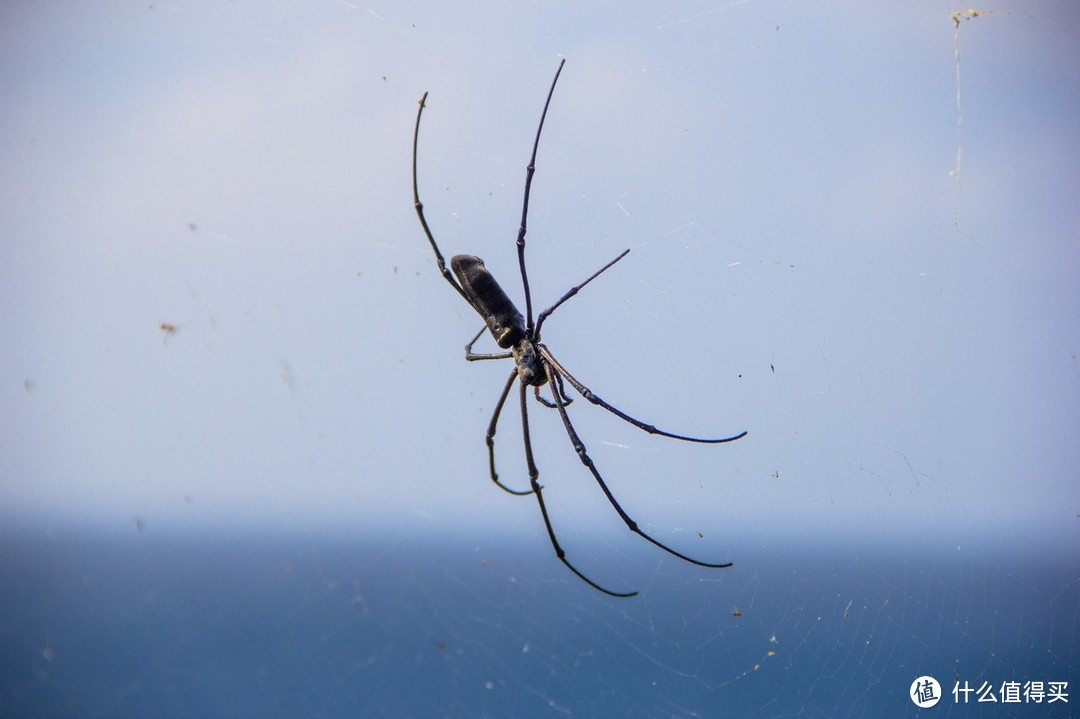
[1,2,1077,559]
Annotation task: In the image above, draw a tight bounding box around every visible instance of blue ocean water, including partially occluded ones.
[0,528,1075,718]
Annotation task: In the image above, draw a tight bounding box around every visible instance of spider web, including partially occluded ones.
[5,523,1074,717]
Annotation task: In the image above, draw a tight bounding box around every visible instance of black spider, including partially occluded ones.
[411,59,746,597]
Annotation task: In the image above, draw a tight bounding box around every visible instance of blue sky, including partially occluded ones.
[1,1,1077,560]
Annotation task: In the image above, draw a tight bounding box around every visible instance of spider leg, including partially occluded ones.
[543,362,734,570]
[516,58,566,332]
[412,91,469,304]
[540,346,747,444]
[533,373,572,409]
[534,248,630,338]
[518,378,637,598]
[482,370,532,496]
[464,326,513,361]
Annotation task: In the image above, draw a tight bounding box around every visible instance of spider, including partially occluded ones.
[411,59,747,597]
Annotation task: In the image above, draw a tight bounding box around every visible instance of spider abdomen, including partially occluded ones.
[451,254,525,349]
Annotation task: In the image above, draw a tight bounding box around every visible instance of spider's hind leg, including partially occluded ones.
[412,92,469,304]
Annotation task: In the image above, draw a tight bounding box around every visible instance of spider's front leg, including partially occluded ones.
[542,361,734,570]
[533,376,573,409]
[517,377,637,598]
[460,326,531,496]
[483,370,532,496]
[540,347,747,445]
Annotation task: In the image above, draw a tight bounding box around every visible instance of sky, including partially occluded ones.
[1,1,1077,560]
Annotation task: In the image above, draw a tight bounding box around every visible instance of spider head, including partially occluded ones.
[512,340,547,387]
